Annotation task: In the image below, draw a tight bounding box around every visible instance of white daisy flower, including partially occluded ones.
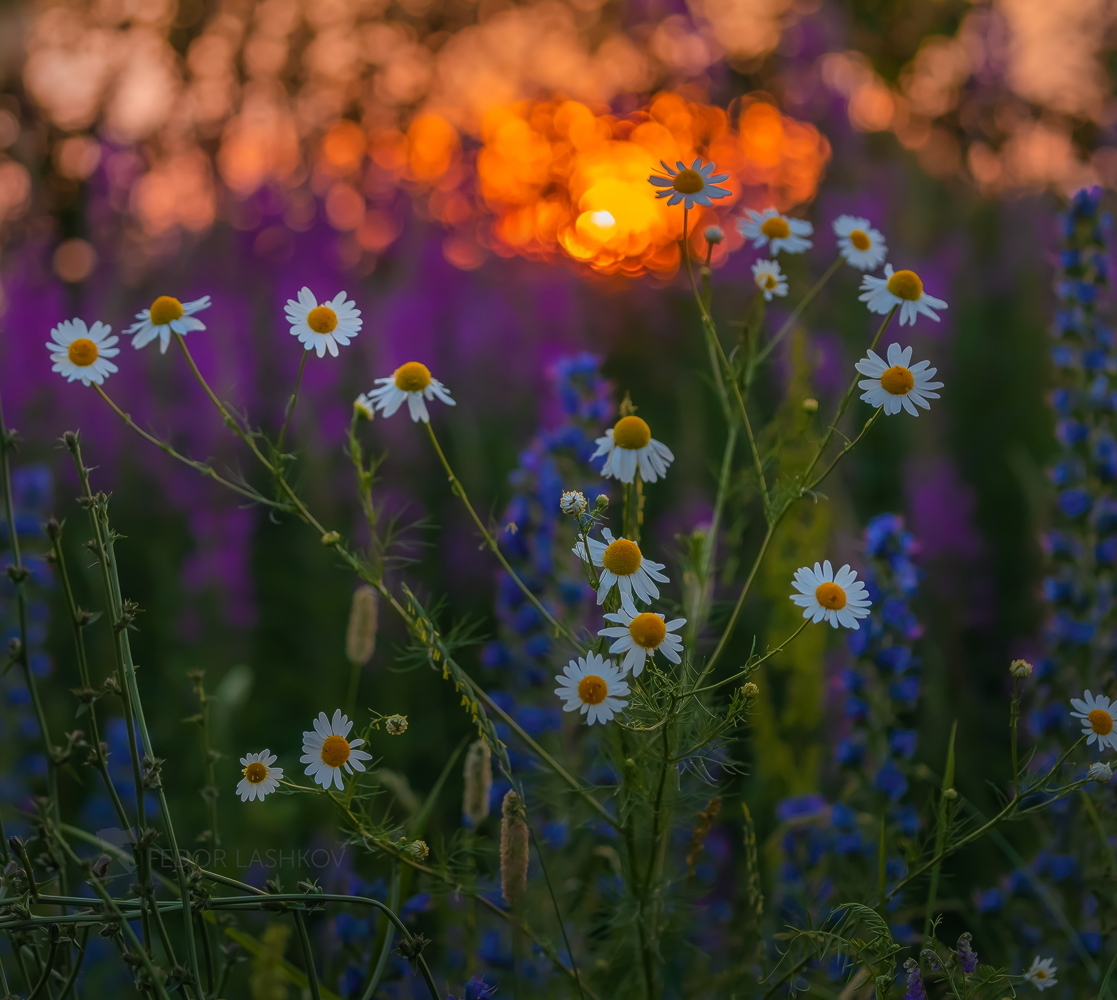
[1088,760,1113,782]
[855,343,944,417]
[367,362,456,423]
[46,319,119,386]
[647,158,732,210]
[737,207,813,255]
[832,215,888,271]
[573,528,669,606]
[300,709,373,791]
[751,259,788,301]
[789,560,872,630]
[591,415,674,484]
[236,750,284,802]
[125,294,211,353]
[284,287,362,358]
[858,264,947,326]
[1023,957,1057,991]
[598,592,685,677]
[354,393,375,420]
[560,490,587,515]
[554,652,629,725]
[1070,690,1117,751]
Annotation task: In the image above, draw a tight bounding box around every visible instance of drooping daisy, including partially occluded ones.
[1088,760,1113,782]
[367,362,456,423]
[284,287,362,358]
[832,215,888,271]
[858,264,947,326]
[554,653,629,726]
[573,528,669,606]
[855,343,944,417]
[598,592,685,677]
[789,560,872,629]
[125,295,211,353]
[353,393,374,420]
[737,208,813,255]
[751,259,788,301]
[591,415,674,484]
[236,750,284,802]
[1070,690,1117,750]
[46,319,119,386]
[1023,957,1057,991]
[648,158,731,210]
[301,709,373,790]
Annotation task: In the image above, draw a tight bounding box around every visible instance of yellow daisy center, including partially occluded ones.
[149,295,184,326]
[672,169,705,195]
[815,581,847,610]
[243,761,268,784]
[577,674,608,705]
[760,217,791,240]
[849,229,872,251]
[394,362,432,392]
[880,366,915,396]
[307,305,338,334]
[759,273,777,290]
[1033,971,1048,981]
[602,538,642,576]
[320,734,352,768]
[886,269,923,301]
[613,415,651,450]
[629,613,667,649]
[1089,708,1114,736]
[68,338,98,366]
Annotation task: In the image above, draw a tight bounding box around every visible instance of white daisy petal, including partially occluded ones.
[788,560,871,630]
[554,653,629,725]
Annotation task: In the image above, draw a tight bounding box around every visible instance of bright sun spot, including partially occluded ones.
[590,210,616,228]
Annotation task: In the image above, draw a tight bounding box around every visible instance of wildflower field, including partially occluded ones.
[1,0,1116,997]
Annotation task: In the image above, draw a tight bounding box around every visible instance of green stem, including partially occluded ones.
[361,863,400,1000]
[922,720,956,938]
[686,619,809,697]
[752,255,843,369]
[1010,679,1020,801]
[276,349,309,456]
[528,825,585,1000]
[424,422,582,651]
[292,911,322,1000]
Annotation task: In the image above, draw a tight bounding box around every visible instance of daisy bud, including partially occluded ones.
[345,585,379,667]
[594,494,609,512]
[500,791,529,907]
[560,490,587,516]
[385,714,408,736]
[742,681,759,708]
[354,393,374,421]
[462,740,492,827]
[802,398,819,412]
[321,531,341,546]
[943,787,957,799]
[407,840,429,861]
[1009,658,1033,678]
[704,225,724,245]
[1088,761,1113,782]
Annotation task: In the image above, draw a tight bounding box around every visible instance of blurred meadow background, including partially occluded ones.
[0,0,1114,995]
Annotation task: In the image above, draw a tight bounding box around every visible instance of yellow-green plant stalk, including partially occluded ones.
[462,739,493,827]
[500,790,529,907]
[250,923,291,1000]
[346,584,379,666]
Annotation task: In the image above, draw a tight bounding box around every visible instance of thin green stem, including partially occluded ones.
[753,255,843,368]
[93,384,287,510]
[687,619,809,697]
[361,863,400,1000]
[528,825,585,1000]
[1010,679,1021,801]
[424,421,582,649]
[276,349,309,456]
[808,408,883,491]
[292,911,321,1000]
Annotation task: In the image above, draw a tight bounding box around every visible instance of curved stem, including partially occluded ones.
[687,619,809,697]
[753,255,843,368]
[292,911,321,1000]
[276,350,309,456]
[424,422,582,650]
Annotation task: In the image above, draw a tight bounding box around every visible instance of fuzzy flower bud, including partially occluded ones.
[385,714,408,736]
[462,740,493,827]
[956,932,978,974]
[741,681,759,708]
[802,398,819,412]
[1089,761,1113,783]
[560,490,587,516]
[354,393,374,421]
[903,958,927,1000]
[1009,659,1033,678]
[345,585,378,666]
[704,225,724,245]
[500,790,529,907]
[407,840,429,861]
[594,494,609,512]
